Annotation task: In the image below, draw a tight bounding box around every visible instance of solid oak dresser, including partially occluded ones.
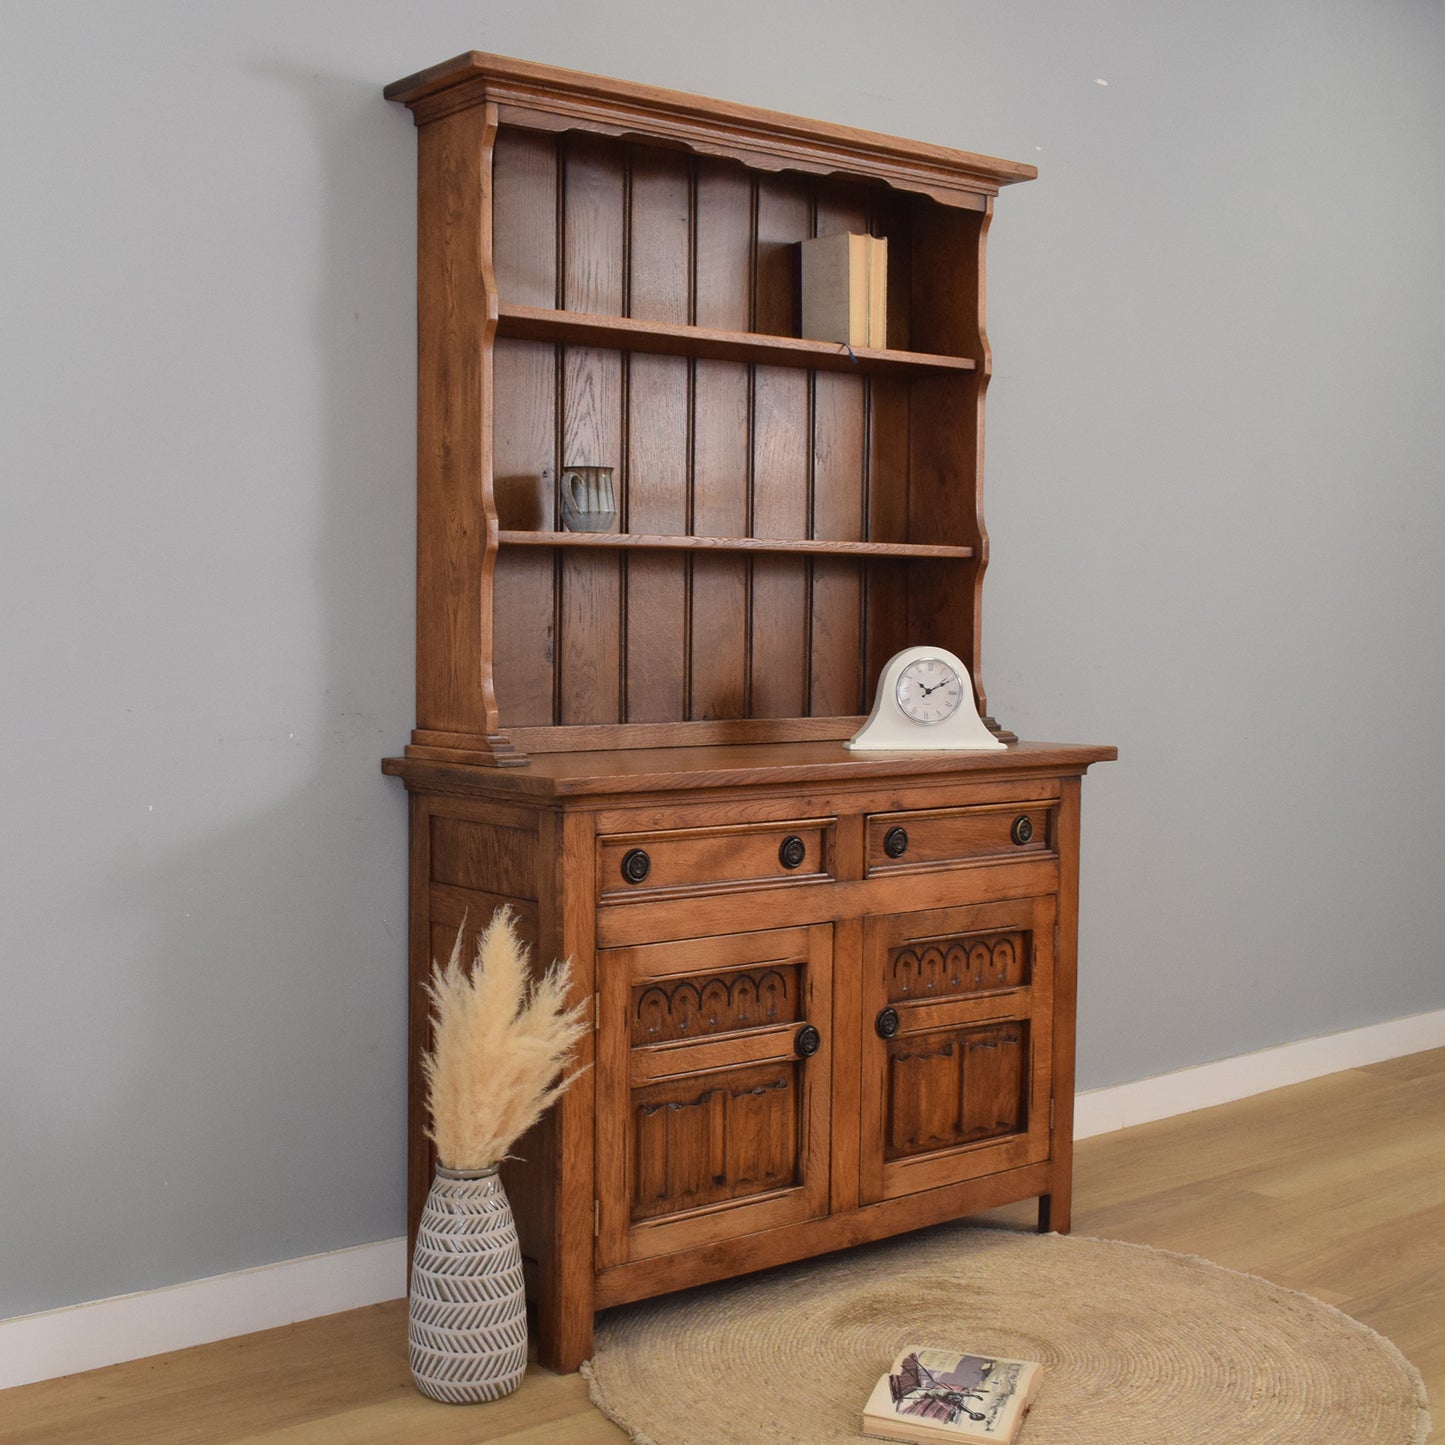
[382,52,1114,1372]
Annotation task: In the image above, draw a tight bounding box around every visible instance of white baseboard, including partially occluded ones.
[0,1237,406,1392]
[4,1007,1443,1393]
[1074,1006,1445,1139]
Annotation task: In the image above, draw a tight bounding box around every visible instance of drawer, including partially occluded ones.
[866,802,1054,875]
[599,817,835,901]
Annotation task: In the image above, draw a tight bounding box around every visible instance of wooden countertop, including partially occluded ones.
[383,739,1117,801]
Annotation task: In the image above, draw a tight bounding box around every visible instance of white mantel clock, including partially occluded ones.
[846,646,1006,752]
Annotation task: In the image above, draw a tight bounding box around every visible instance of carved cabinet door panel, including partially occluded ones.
[859,896,1056,1205]
[595,923,833,1268]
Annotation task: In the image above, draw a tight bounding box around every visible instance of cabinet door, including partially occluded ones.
[859,897,1055,1204]
[596,924,833,1268]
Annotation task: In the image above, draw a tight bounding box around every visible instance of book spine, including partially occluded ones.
[867,235,888,348]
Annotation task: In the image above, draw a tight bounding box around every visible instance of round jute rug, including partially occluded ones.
[582,1224,1430,1445]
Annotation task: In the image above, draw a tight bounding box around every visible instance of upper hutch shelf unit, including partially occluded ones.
[384,51,1036,767]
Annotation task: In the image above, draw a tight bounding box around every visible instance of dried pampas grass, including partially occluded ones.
[422,907,589,1171]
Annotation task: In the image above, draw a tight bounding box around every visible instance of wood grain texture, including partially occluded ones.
[864,377,912,693]
[537,808,600,1373]
[492,127,558,309]
[597,816,832,899]
[810,372,865,715]
[593,1155,1060,1310]
[16,1052,1437,1442]
[395,57,1025,756]
[910,199,993,718]
[386,51,1113,1388]
[386,739,1117,800]
[497,305,976,374]
[623,356,689,722]
[596,925,832,1273]
[406,799,543,1250]
[386,51,1032,205]
[557,135,626,728]
[864,801,1056,874]
[693,157,752,332]
[749,173,812,721]
[500,530,972,558]
[1042,775,1082,1233]
[405,794,434,1257]
[559,343,623,725]
[412,104,499,744]
[488,103,561,728]
[688,357,750,719]
[874,191,914,354]
[908,200,984,362]
[859,896,1055,1206]
[593,860,1063,954]
[428,814,538,898]
[623,147,690,723]
[388,750,1105,1369]
[492,339,559,725]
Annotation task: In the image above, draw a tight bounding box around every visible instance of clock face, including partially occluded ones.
[895,656,965,725]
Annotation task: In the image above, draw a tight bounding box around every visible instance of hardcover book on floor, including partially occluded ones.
[862,1346,1043,1442]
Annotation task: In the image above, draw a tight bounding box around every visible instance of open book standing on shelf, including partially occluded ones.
[863,1347,1043,1443]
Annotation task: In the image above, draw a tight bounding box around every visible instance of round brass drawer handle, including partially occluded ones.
[883,826,909,859]
[794,1024,822,1058]
[779,835,807,869]
[620,848,652,884]
[1011,815,1034,846]
[875,1007,900,1039]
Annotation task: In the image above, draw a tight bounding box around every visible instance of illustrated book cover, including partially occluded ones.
[861,1346,1043,1443]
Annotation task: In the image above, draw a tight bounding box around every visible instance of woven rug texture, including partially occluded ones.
[583,1224,1430,1445]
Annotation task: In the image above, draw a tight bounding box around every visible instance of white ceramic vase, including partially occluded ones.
[408,1164,528,1404]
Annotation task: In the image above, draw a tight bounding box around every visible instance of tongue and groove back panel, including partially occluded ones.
[488,126,988,745]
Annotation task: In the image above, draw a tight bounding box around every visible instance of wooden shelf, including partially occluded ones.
[498,530,976,560]
[496,305,978,377]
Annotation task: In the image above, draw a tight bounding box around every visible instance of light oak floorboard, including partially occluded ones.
[3,1046,1440,1442]
[995,1045,1445,1427]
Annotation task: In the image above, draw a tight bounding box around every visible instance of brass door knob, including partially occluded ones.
[875,1007,900,1039]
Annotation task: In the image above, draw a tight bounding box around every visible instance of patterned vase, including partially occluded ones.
[408,1164,528,1403]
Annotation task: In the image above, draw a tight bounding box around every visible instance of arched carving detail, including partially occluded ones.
[887,930,1028,1004]
[631,962,802,1044]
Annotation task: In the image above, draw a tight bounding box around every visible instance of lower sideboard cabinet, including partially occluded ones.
[383,741,1115,1371]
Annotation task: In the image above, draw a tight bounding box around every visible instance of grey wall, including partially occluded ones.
[2,1,1442,1320]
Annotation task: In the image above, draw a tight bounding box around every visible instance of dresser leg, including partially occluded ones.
[534,1299,594,1374]
[1038,1190,1071,1235]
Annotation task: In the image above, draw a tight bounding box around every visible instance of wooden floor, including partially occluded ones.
[3,1047,1441,1443]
